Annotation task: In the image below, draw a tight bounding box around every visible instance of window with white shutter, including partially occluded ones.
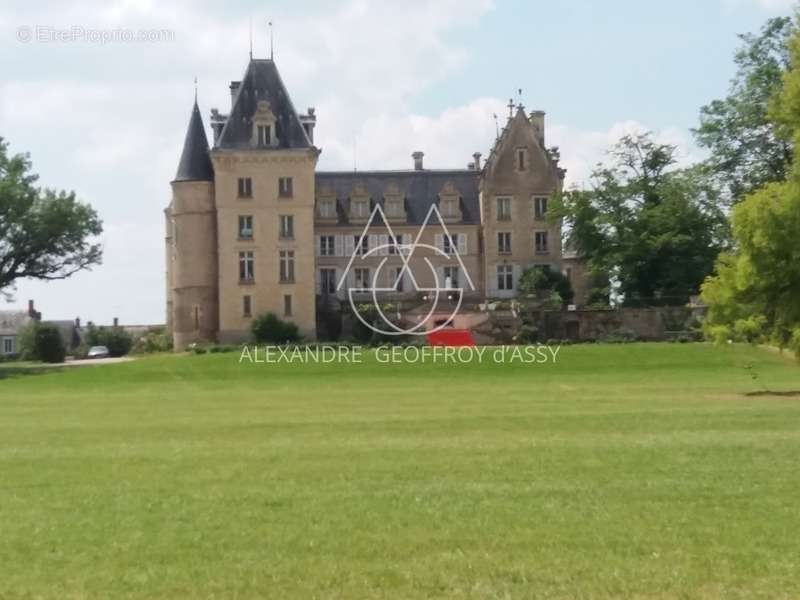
[457,234,467,255]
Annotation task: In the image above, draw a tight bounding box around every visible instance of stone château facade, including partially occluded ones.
[166,57,584,349]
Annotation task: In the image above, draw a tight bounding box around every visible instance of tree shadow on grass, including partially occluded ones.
[745,390,800,397]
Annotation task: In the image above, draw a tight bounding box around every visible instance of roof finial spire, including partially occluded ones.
[507,98,514,119]
[194,76,198,103]
[493,113,499,140]
[249,18,253,60]
[517,87,523,110]
[268,20,274,60]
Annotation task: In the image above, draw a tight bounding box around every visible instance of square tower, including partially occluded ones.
[210,59,319,342]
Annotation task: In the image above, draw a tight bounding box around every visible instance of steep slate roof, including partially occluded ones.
[315,170,481,226]
[483,106,563,180]
[174,100,213,182]
[0,311,32,335]
[216,59,312,150]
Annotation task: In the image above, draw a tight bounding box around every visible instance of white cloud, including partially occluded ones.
[550,120,702,188]
[753,0,795,10]
[723,0,796,12]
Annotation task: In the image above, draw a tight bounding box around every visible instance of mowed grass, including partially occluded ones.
[1,344,799,599]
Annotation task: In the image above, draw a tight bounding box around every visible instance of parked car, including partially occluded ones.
[87,345,110,359]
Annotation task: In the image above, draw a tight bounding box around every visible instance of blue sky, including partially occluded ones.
[0,0,794,324]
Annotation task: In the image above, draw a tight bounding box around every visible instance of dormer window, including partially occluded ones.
[348,183,371,222]
[318,198,336,219]
[316,185,337,221]
[516,147,528,171]
[251,100,278,148]
[352,199,369,219]
[384,198,405,219]
[382,182,406,222]
[437,181,462,222]
[257,125,271,146]
[440,196,459,217]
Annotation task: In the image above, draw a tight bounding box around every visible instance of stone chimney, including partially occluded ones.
[412,151,424,171]
[113,317,119,327]
[530,110,545,145]
[472,152,482,170]
[229,81,241,108]
[27,299,41,320]
[75,317,81,328]
[300,107,316,143]
[210,108,226,145]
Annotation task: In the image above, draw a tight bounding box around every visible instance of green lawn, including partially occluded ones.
[1,343,799,599]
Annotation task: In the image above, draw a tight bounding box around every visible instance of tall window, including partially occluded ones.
[353,235,368,256]
[283,294,292,317]
[320,268,337,294]
[319,235,335,256]
[534,196,548,220]
[388,234,405,255]
[238,215,253,239]
[3,337,14,354]
[497,264,513,291]
[278,177,293,198]
[444,266,459,289]
[535,231,549,253]
[496,197,511,221]
[257,125,271,146]
[279,215,294,239]
[242,295,252,317]
[237,177,252,198]
[517,147,528,171]
[239,251,254,282]
[498,232,511,254]
[279,250,295,282]
[443,234,457,255]
[354,267,370,289]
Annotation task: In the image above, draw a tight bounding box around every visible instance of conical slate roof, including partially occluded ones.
[174,100,213,182]
[216,59,312,150]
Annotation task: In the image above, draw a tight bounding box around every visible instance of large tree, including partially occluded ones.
[694,16,795,203]
[0,137,102,296]
[702,25,800,354]
[552,133,728,306]
[701,180,800,348]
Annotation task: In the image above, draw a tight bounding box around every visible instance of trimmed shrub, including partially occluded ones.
[85,325,133,357]
[19,322,66,363]
[131,327,173,354]
[251,313,300,344]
